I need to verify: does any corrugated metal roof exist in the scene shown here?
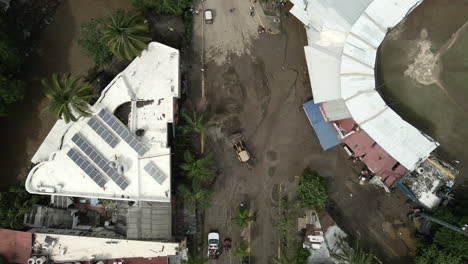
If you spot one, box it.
[303,100,341,151]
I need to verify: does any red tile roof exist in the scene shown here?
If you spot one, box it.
[0,229,32,264]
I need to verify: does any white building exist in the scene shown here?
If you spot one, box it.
[32,233,181,262]
[290,0,439,171]
[26,42,180,203]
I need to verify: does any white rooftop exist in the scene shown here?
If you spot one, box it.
[290,0,438,170]
[27,42,180,202]
[34,233,179,262]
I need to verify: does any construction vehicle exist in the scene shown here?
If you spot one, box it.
[208,232,220,259]
[230,134,251,163]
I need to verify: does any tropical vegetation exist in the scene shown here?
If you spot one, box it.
[231,206,254,228]
[0,185,40,229]
[42,73,96,123]
[131,0,191,15]
[182,110,211,153]
[78,18,113,66]
[177,180,212,211]
[180,150,212,182]
[272,248,310,264]
[231,242,250,258]
[0,9,25,116]
[415,193,468,264]
[101,9,151,60]
[182,255,208,264]
[331,238,380,264]
[297,169,328,207]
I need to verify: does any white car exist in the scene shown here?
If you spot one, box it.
[207,232,220,259]
[204,9,213,24]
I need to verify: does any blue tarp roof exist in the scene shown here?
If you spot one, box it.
[303,100,341,151]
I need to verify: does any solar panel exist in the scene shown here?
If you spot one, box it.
[87,117,120,148]
[67,148,107,188]
[72,133,129,190]
[143,161,167,185]
[97,109,148,156]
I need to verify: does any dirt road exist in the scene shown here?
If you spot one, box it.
[190,1,417,263]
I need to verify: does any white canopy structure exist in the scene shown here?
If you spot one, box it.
[290,0,438,170]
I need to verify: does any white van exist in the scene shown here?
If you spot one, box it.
[204,9,213,24]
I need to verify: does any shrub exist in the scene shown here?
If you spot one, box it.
[78,18,113,66]
[131,0,191,15]
[297,170,328,207]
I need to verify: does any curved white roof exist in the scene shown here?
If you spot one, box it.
[290,0,438,170]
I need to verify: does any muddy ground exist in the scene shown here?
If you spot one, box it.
[190,0,418,263]
[378,0,468,188]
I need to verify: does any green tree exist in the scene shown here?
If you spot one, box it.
[182,255,208,264]
[131,0,191,15]
[177,181,212,211]
[78,18,113,66]
[0,76,24,116]
[0,185,40,229]
[231,242,250,258]
[416,245,463,264]
[274,216,296,233]
[101,10,151,60]
[331,238,380,264]
[182,110,211,153]
[272,248,310,264]
[231,206,254,228]
[180,150,212,183]
[297,170,328,208]
[42,73,96,123]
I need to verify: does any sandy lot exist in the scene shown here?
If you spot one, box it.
[190,1,418,263]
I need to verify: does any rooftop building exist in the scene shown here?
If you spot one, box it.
[0,229,32,264]
[26,42,179,202]
[32,233,181,262]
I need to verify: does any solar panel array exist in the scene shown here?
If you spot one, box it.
[87,117,120,148]
[144,161,167,185]
[67,148,107,188]
[72,133,129,190]
[97,109,148,156]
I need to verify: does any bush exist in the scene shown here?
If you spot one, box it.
[297,170,328,207]
[78,18,113,66]
[131,0,191,15]
[0,185,40,229]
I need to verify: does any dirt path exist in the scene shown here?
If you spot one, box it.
[190,1,417,263]
[0,0,131,189]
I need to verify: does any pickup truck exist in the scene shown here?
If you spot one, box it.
[208,232,220,259]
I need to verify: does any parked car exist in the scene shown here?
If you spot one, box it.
[204,9,213,24]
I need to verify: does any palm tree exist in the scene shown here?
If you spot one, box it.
[42,73,96,123]
[180,150,212,183]
[182,110,211,153]
[231,206,254,227]
[182,255,208,264]
[101,10,151,60]
[177,181,212,211]
[331,238,381,264]
[231,242,250,258]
